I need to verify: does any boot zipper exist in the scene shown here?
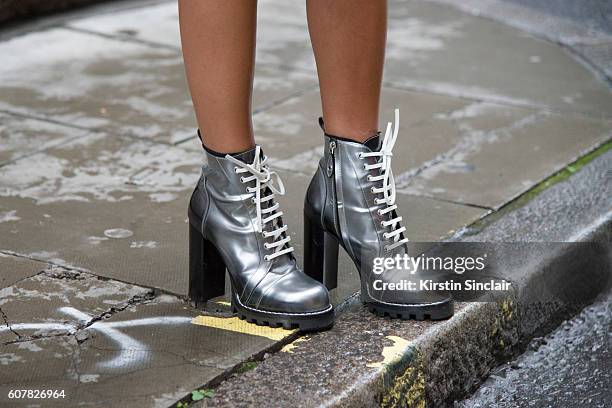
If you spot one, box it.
[326,140,336,177]
[326,139,341,237]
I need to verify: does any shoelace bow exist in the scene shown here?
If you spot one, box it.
[359,109,409,252]
[226,146,294,261]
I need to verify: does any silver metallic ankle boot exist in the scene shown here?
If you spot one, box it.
[189,145,334,330]
[304,110,453,320]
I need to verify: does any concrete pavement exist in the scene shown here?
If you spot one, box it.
[1,0,611,406]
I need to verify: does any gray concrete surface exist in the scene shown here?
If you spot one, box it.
[0,261,297,407]
[456,291,611,408]
[427,0,612,82]
[0,0,611,407]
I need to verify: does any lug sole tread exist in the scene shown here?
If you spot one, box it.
[366,301,453,321]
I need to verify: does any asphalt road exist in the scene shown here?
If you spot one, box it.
[456,291,611,407]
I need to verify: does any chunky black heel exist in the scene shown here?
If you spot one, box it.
[304,209,339,290]
[189,221,226,305]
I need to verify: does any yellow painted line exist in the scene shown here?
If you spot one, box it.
[280,336,311,353]
[191,315,296,341]
[367,336,411,368]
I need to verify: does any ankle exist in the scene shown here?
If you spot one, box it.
[202,143,255,158]
[321,121,378,144]
[197,129,255,157]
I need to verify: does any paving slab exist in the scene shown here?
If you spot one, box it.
[0,26,316,145]
[66,0,183,49]
[67,0,316,72]
[254,0,315,71]
[427,0,612,45]
[384,1,612,117]
[425,0,612,83]
[0,252,47,289]
[0,266,151,344]
[0,112,90,165]
[395,110,612,209]
[0,266,296,407]
[0,131,203,294]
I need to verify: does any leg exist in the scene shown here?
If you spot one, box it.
[307,0,387,142]
[179,0,257,153]
[182,1,334,331]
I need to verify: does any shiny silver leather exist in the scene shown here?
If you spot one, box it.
[305,131,453,314]
[190,147,332,315]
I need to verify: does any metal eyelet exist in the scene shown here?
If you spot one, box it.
[377,209,382,215]
[358,153,363,159]
[383,245,389,252]
[363,164,367,170]
[264,243,270,249]
[234,166,239,173]
[239,177,246,183]
[371,187,376,193]
[263,255,270,261]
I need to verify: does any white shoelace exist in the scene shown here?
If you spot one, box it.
[359,109,409,252]
[226,147,294,262]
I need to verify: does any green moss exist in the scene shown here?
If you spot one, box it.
[522,140,610,196]
[235,361,258,373]
[464,140,611,235]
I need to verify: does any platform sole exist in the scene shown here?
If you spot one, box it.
[365,297,454,320]
[232,292,335,331]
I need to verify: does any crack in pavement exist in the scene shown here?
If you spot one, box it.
[2,290,157,346]
[80,291,158,331]
[0,305,21,339]
[63,26,181,52]
[1,249,185,299]
[0,249,93,275]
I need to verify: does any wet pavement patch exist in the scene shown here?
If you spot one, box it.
[0,131,202,293]
[385,1,612,117]
[0,252,47,290]
[0,265,297,407]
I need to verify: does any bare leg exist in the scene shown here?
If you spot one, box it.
[307,0,387,142]
[179,0,257,153]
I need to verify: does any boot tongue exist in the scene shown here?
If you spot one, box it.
[363,133,381,151]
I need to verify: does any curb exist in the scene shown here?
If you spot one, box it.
[191,150,611,407]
